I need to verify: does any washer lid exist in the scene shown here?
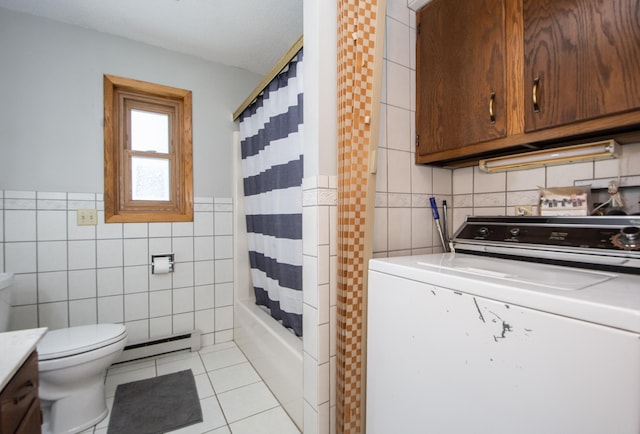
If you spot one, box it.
[369,253,640,334]
[38,324,127,360]
[416,255,614,290]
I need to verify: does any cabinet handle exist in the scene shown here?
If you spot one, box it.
[532,77,540,112]
[489,92,496,123]
[13,380,35,404]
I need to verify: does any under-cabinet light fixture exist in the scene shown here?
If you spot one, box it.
[479,140,620,172]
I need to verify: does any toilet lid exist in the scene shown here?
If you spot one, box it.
[38,324,127,360]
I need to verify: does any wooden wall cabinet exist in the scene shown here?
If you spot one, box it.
[0,351,41,434]
[524,0,640,132]
[416,0,640,166]
[416,0,506,158]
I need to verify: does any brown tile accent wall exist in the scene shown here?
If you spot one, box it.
[336,1,385,433]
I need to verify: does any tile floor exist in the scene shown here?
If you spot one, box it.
[80,341,300,434]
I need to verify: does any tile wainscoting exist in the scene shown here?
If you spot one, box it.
[452,141,640,229]
[0,190,234,347]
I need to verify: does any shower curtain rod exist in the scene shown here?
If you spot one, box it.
[233,34,304,121]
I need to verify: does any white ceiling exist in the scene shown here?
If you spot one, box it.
[0,0,303,76]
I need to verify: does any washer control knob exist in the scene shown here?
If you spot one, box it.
[621,226,639,241]
[476,227,490,238]
[509,227,520,237]
[612,226,640,250]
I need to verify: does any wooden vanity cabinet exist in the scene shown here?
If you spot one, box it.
[0,351,41,434]
[415,0,640,165]
[416,0,507,158]
[524,0,640,132]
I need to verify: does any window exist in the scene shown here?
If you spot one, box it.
[104,75,193,222]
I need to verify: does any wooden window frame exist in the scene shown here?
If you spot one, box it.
[104,74,193,222]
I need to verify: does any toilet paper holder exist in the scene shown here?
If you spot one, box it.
[151,253,175,274]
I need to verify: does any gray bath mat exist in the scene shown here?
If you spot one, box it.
[107,369,202,434]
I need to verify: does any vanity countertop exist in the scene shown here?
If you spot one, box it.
[0,328,47,391]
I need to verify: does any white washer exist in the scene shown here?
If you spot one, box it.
[366,217,640,434]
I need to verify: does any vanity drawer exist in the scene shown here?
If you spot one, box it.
[0,351,40,434]
[13,397,40,434]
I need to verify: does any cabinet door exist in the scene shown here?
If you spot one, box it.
[416,0,506,157]
[524,0,640,132]
[0,352,39,434]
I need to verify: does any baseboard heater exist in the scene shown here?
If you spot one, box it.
[115,330,201,364]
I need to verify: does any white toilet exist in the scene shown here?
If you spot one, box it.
[0,273,128,434]
[38,324,128,434]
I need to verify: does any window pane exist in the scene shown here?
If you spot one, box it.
[131,157,170,201]
[131,109,169,153]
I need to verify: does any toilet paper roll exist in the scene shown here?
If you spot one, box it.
[153,257,172,274]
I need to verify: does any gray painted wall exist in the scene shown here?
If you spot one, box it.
[0,8,260,197]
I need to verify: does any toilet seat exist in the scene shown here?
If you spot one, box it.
[38,324,127,360]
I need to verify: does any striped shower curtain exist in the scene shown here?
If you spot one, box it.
[238,49,304,337]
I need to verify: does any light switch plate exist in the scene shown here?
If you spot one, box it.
[77,209,98,226]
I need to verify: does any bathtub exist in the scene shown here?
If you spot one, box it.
[234,298,303,429]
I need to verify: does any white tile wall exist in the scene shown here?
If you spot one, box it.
[374,1,448,258]
[5,210,36,242]
[97,267,124,297]
[5,242,36,273]
[12,274,37,305]
[69,298,97,326]
[68,240,96,270]
[386,62,411,110]
[1,191,234,347]
[38,271,67,303]
[195,284,215,310]
[124,266,148,294]
[150,290,172,318]
[124,222,148,239]
[302,174,336,434]
[451,142,640,223]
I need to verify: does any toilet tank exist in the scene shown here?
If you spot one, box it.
[0,273,14,332]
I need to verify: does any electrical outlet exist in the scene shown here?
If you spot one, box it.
[515,205,533,216]
[77,209,98,226]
